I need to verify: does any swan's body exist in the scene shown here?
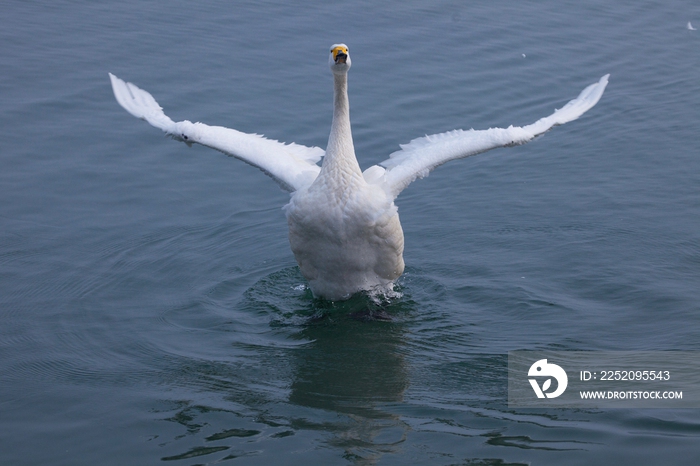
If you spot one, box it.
[110,44,608,300]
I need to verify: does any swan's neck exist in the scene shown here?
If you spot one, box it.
[318,72,363,183]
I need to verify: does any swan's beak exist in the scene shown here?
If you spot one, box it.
[335,52,348,64]
[332,46,349,64]
[329,44,350,71]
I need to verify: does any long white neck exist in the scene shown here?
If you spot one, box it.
[318,72,363,182]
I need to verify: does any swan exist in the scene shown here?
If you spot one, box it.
[110,44,608,301]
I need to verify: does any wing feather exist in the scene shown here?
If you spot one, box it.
[380,74,609,198]
[109,73,323,192]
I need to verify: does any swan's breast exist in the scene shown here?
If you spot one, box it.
[285,183,404,299]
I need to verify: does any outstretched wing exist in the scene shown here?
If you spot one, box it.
[109,73,323,192]
[377,75,609,198]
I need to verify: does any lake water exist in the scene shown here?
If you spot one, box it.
[2,1,699,464]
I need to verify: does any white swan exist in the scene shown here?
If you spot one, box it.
[110,43,609,301]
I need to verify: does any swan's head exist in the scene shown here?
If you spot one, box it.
[329,43,351,74]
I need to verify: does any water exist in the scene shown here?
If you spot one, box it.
[2,1,699,464]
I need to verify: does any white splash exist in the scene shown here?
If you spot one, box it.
[688,22,697,31]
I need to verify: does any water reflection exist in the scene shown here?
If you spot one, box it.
[157,268,414,463]
[289,305,408,409]
[287,295,411,463]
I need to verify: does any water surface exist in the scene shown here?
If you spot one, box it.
[2,1,699,464]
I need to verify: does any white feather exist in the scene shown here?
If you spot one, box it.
[379,75,609,197]
[109,73,323,192]
[109,50,609,300]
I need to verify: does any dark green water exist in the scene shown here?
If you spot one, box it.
[2,1,699,464]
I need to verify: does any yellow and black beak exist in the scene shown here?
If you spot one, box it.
[332,46,348,64]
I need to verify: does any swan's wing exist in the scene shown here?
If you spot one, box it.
[378,75,609,198]
[109,73,323,192]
